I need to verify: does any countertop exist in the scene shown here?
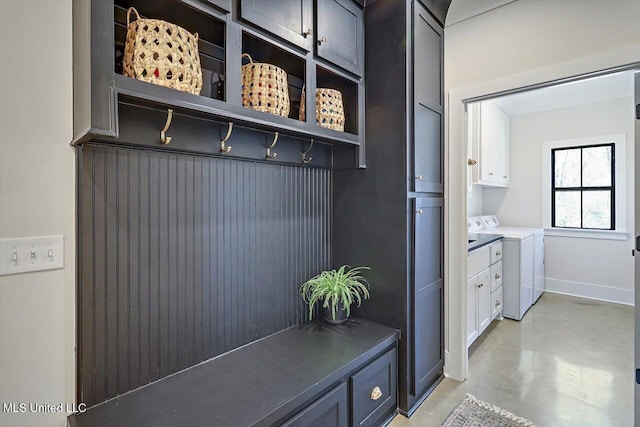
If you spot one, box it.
[468,233,503,252]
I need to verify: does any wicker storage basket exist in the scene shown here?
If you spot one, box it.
[241,54,290,117]
[300,88,345,132]
[123,7,203,95]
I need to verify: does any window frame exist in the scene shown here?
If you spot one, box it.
[541,133,627,241]
[550,142,615,230]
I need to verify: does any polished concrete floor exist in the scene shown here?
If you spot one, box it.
[390,293,634,427]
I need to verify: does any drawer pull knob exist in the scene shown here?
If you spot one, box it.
[415,175,423,181]
[495,300,501,307]
[416,209,423,214]
[318,36,327,45]
[496,251,501,256]
[495,273,500,279]
[303,28,313,37]
[371,386,382,401]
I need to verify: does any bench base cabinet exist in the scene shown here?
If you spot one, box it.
[285,347,398,427]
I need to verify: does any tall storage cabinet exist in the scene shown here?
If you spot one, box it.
[333,0,449,415]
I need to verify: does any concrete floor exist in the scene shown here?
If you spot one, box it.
[390,293,634,427]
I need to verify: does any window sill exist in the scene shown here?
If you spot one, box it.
[544,228,628,241]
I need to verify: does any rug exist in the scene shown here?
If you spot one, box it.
[441,394,537,427]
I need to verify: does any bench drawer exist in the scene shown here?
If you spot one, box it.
[283,382,348,427]
[350,348,397,427]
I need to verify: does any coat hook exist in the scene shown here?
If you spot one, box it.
[220,122,233,153]
[302,139,314,164]
[266,132,279,159]
[160,109,174,145]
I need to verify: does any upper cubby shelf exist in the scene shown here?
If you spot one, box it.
[73,0,365,167]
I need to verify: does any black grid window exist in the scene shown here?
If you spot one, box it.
[551,143,615,230]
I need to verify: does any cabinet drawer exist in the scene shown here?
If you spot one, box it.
[350,348,397,427]
[490,260,503,293]
[491,286,503,320]
[490,241,503,264]
[468,246,490,277]
[282,382,348,427]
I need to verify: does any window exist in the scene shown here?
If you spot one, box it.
[542,134,626,240]
[551,143,615,230]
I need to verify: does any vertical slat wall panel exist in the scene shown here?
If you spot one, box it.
[78,144,332,407]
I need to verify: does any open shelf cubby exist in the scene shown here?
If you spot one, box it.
[241,32,305,122]
[316,66,359,135]
[114,0,226,101]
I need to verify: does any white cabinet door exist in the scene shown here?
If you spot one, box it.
[477,268,492,335]
[479,103,498,182]
[473,101,510,187]
[466,275,479,347]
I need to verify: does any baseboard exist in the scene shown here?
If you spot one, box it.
[545,278,634,306]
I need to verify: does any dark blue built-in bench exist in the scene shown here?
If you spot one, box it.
[69,318,400,427]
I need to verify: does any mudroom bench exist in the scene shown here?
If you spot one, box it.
[68,319,400,427]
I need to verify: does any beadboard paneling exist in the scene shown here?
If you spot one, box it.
[78,144,331,407]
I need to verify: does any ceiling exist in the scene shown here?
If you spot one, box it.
[490,71,635,116]
[445,0,516,27]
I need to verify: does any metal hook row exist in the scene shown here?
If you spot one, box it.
[158,109,314,163]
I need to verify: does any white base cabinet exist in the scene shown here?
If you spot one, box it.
[467,241,503,348]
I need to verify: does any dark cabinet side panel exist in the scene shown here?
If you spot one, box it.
[240,0,313,51]
[412,197,444,396]
[317,0,364,76]
[78,144,332,407]
[282,383,348,427]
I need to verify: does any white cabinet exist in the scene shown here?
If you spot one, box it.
[468,101,510,187]
[467,242,503,348]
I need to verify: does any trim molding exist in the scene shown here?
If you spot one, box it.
[545,278,634,306]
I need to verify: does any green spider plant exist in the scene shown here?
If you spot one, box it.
[300,266,371,321]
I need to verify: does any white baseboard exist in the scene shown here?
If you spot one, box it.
[545,278,634,306]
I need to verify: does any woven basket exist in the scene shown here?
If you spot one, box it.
[123,7,203,95]
[241,54,289,117]
[300,88,345,132]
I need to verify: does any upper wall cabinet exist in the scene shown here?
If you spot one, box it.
[469,101,510,187]
[73,0,366,167]
[316,0,364,77]
[239,0,314,51]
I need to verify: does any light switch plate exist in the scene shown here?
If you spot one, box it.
[0,236,64,276]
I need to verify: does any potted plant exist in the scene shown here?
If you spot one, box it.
[300,265,371,325]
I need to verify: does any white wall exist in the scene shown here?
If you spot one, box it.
[444,0,640,380]
[467,185,483,217]
[0,1,75,426]
[446,0,640,91]
[484,98,635,304]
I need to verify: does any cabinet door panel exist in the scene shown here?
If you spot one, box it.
[478,268,491,334]
[413,198,444,395]
[282,382,348,427]
[414,4,443,109]
[316,0,363,76]
[414,105,443,193]
[240,0,313,51]
[467,276,478,347]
